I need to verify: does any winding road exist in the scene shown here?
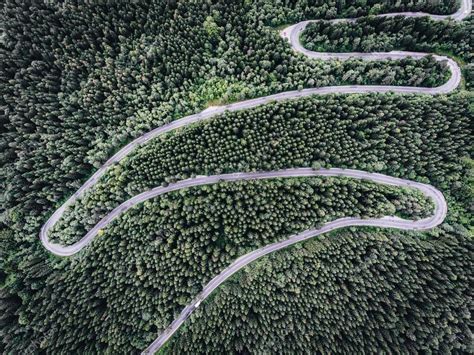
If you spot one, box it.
[38,1,471,353]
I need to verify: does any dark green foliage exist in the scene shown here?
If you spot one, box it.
[168,227,473,354]
[256,0,459,26]
[0,0,452,218]
[120,94,471,193]
[49,94,471,245]
[12,178,435,354]
[301,15,474,86]
[302,16,473,61]
[299,6,474,88]
[0,0,471,353]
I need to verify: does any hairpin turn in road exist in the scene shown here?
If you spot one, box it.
[38,1,471,353]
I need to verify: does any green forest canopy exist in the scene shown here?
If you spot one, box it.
[0,0,472,354]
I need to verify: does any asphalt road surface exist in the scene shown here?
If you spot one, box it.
[140,168,447,353]
[38,1,470,353]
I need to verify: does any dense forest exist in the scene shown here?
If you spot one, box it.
[49,94,471,245]
[1,0,472,354]
[302,16,473,60]
[301,15,474,86]
[167,227,473,354]
[5,178,436,354]
[257,0,460,26]
[0,0,453,222]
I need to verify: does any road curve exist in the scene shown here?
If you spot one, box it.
[140,168,447,354]
[40,1,470,257]
[38,1,470,353]
[280,0,471,94]
[41,168,447,256]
